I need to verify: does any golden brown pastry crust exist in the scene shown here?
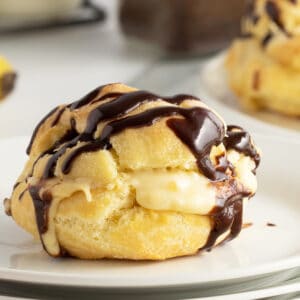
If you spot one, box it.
[6,83,259,260]
[226,0,300,116]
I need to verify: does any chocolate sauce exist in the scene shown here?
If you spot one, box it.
[26,106,59,155]
[267,222,276,227]
[29,186,52,235]
[42,123,79,179]
[265,1,285,32]
[69,85,104,110]
[51,107,65,127]
[224,126,260,167]
[63,105,226,181]
[202,192,249,251]
[13,182,21,190]
[18,188,28,201]
[262,31,274,47]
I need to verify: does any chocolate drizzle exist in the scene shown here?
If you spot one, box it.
[265,1,285,32]
[69,85,104,110]
[22,85,260,257]
[262,31,274,47]
[26,106,59,155]
[203,194,247,251]
[29,186,52,235]
[224,126,260,167]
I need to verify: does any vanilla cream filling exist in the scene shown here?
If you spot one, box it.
[130,170,216,215]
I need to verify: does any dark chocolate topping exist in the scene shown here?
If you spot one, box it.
[63,106,226,181]
[224,126,260,167]
[26,106,59,155]
[51,107,65,127]
[202,195,247,251]
[18,188,28,201]
[265,1,285,31]
[262,31,274,47]
[69,85,104,110]
[29,186,52,235]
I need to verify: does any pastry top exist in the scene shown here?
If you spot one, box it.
[242,0,300,69]
[8,83,260,257]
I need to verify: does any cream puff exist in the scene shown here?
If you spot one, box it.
[5,83,260,260]
[226,0,300,116]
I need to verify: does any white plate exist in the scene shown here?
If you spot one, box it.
[199,52,300,133]
[0,135,299,289]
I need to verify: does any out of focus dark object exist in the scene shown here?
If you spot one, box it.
[120,0,245,54]
[0,0,106,35]
[0,56,17,101]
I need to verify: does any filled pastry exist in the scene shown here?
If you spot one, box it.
[4,83,260,260]
[226,0,300,116]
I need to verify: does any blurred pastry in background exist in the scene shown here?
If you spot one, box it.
[5,83,260,260]
[226,0,300,117]
[120,0,245,54]
[0,56,16,101]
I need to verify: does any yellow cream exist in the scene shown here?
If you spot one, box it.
[130,170,216,214]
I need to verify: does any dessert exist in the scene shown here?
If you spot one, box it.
[120,0,245,53]
[0,56,16,100]
[5,83,260,260]
[226,0,300,116]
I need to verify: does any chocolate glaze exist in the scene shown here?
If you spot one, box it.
[29,186,52,235]
[13,182,21,190]
[42,121,79,179]
[90,92,125,105]
[262,31,274,47]
[252,70,261,91]
[26,106,59,155]
[51,107,65,127]
[224,125,260,167]
[203,192,250,251]
[69,85,104,110]
[265,1,285,32]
